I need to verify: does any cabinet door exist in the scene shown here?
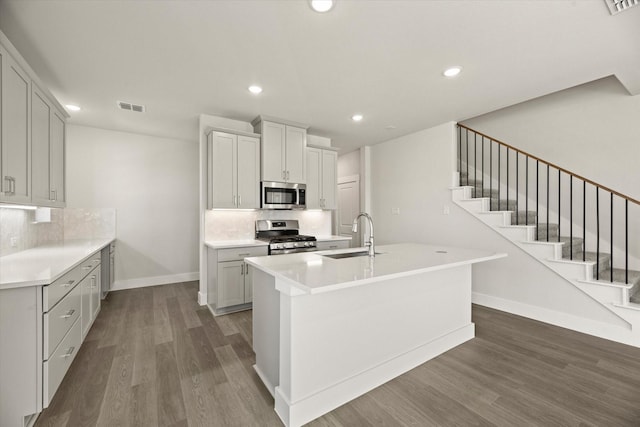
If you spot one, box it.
[285,125,306,183]
[261,121,286,182]
[244,263,252,303]
[208,131,237,208]
[305,147,321,209]
[31,85,52,205]
[217,261,245,308]
[50,110,65,206]
[321,150,337,209]
[90,267,101,321]
[81,275,91,338]
[1,49,31,204]
[237,135,260,209]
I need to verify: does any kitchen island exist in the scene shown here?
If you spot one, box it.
[245,243,506,427]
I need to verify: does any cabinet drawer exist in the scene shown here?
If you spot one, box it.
[43,316,81,407]
[44,280,82,359]
[218,246,267,262]
[44,254,101,311]
[316,240,350,251]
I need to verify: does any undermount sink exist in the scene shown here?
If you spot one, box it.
[322,251,381,259]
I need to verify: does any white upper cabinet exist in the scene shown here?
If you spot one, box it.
[207,130,260,209]
[253,117,308,184]
[306,146,337,210]
[0,33,67,207]
[0,46,31,204]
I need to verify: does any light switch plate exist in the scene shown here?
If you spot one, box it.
[391,207,400,215]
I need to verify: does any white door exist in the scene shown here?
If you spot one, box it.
[337,176,360,247]
[237,135,260,209]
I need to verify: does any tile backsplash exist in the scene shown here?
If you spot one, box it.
[205,210,332,241]
[0,207,116,257]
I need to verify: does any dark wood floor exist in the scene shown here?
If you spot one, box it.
[36,281,640,427]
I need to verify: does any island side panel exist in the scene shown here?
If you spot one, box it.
[276,264,474,427]
[251,268,280,397]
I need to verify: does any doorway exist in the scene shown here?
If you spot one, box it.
[336,175,360,247]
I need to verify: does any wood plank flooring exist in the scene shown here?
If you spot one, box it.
[36,281,640,427]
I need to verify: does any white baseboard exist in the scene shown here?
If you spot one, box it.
[472,292,639,348]
[198,291,207,306]
[111,272,199,291]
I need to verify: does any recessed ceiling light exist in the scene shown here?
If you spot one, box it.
[352,114,363,122]
[310,0,334,13]
[443,66,462,77]
[65,104,81,111]
[248,85,263,94]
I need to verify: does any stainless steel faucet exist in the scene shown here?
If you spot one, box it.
[352,212,375,257]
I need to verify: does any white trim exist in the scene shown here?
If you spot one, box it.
[111,272,199,291]
[198,291,207,306]
[338,174,359,185]
[472,292,639,348]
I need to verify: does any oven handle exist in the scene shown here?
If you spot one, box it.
[270,247,318,255]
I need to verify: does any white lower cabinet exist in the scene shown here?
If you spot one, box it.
[42,251,101,408]
[208,245,267,314]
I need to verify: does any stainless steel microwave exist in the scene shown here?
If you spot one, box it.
[261,182,306,209]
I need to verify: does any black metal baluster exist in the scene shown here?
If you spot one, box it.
[506,148,510,212]
[466,129,469,186]
[458,126,461,180]
[497,145,501,211]
[583,181,586,262]
[516,153,519,225]
[526,156,529,225]
[625,199,628,284]
[474,134,477,198]
[546,164,550,242]
[558,169,561,243]
[570,176,573,261]
[596,187,600,280]
[536,160,539,239]
[610,193,613,283]
[490,141,493,207]
[481,136,485,198]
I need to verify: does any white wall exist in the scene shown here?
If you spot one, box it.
[462,76,640,201]
[66,124,199,289]
[337,150,360,179]
[369,122,628,338]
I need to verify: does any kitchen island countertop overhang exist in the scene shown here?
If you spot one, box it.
[247,243,507,427]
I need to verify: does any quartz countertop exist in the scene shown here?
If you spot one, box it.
[0,238,114,290]
[204,239,269,249]
[245,243,506,295]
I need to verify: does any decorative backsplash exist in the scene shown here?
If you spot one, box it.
[205,210,332,241]
[0,207,116,257]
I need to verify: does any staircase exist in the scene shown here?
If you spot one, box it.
[452,124,640,346]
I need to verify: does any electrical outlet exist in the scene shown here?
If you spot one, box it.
[391,207,400,215]
[443,205,450,215]
[10,236,18,248]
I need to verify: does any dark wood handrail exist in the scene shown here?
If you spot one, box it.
[457,124,640,206]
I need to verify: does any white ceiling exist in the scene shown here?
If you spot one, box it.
[1,0,639,153]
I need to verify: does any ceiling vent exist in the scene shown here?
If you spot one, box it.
[604,0,639,14]
[117,101,146,113]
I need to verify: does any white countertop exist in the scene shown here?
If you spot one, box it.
[0,238,114,290]
[204,239,269,249]
[245,243,506,294]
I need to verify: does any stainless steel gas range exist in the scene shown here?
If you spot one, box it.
[255,220,317,255]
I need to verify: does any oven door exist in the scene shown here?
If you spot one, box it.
[262,182,306,209]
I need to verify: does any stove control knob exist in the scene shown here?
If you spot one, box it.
[304,242,310,247]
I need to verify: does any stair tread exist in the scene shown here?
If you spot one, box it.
[563,251,609,263]
[591,268,640,286]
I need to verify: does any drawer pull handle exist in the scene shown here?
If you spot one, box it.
[61,280,75,288]
[82,265,93,270]
[61,309,76,319]
[91,276,97,288]
[238,253,250,257]
[61,347,75,358]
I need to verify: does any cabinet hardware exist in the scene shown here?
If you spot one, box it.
[61,346,75,358]
[4,176,15,195]
[238,253,250,257]
[61,309,75,319]
[11,177,16,195]
[245,264,249,274]
[240,266,244,276]
[286,170,290,180]
[91,276,97,288]
[238,195,242,206]
[82,265,93,270]
[61,280,75,288]
[233,195,237,206]
[52,189,57,202]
